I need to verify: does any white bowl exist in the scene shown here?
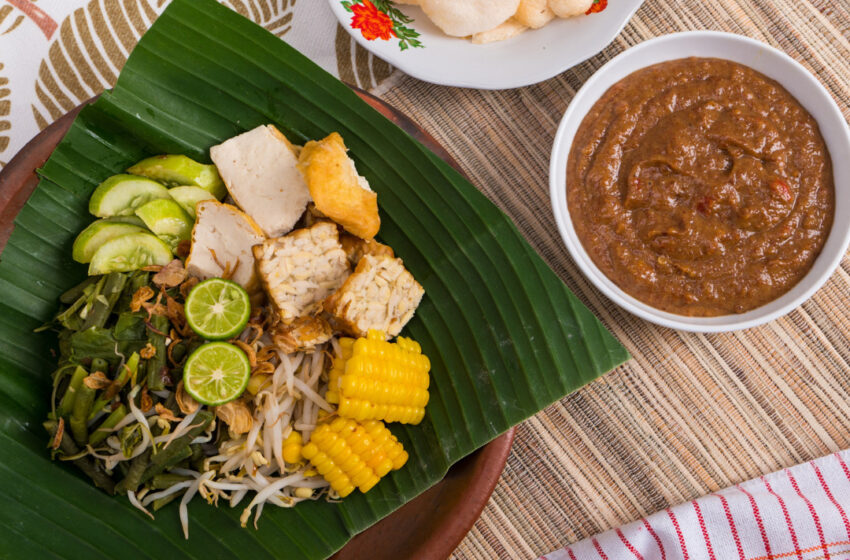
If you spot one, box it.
[327,0,644,90]
[549,31,850,332]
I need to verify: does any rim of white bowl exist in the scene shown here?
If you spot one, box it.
[549,31,850,332]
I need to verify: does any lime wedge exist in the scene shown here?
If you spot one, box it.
[134,198,194,249]
[185,278,251,340]
[168,186,216,218]
[89,174,171,217]
[72,220,147,263]
[183,342,251,406]
[127,155,226,199]
[88,232,173,275]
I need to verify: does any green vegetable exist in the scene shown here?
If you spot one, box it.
[153,492,182,511]
[89,174,171,217]
[145,315,169,391]
[91,358,109,374]
[72,220,148,263]
[167,185,216,218]
[139,411,213,486]
[44,421,116,495]
[57,365,88,418]
[56,275,104,331]
[89,404,127,447]
[114,448,152,495]
[80,272,127,330]
[127,155,226,199]
[115,271,150,312]
[90,353,139,420]
[113,312,147,342]
[151,473,192,490]
[59,277,99,305]
[70,328,145,365]
[69,382,96,445]
[107,215,146,227]
[134,198,193,249]
[88,232,173,275]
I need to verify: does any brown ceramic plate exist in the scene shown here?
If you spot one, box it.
[0,90,515,560]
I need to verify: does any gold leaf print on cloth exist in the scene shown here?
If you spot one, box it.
[225,0,296,37]
[3,0,57,38]
[335,23,394,91]
[0,63,10,167]
[0,5,25,35]
[30,0,166,130]
[30,0,297,131]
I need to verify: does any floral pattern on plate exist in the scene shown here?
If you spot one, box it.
[342,0,423,50]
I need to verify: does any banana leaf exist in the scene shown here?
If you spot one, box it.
[0,0,629,557]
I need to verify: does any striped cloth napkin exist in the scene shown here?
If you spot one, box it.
[543,450,850,560]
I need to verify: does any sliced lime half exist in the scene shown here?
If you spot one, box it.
[183,342,251,406]
[185,278,251,340]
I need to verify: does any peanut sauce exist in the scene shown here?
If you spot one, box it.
[567,58,834,316]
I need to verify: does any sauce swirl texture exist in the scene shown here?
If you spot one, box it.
[567,58,835,316]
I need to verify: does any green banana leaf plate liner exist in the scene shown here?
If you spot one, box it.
[0,0,629,557]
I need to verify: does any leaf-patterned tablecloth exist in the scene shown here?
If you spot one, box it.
[0,0,397,167]
[5,1,850,559]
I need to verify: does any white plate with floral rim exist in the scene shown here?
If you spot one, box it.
[328,0,645,90]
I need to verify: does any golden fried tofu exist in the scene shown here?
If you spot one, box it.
[253,221,350,323]
[324,254,424,339]
[271,316,334,354]
[297,133,380,240]
[339,233,395,267]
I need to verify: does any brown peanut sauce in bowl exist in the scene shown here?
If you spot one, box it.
[567,57,835,316]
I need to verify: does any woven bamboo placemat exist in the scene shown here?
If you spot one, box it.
[379,1,850,557]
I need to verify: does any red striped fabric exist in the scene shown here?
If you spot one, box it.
[616,528,645,560]
[642,518,666,560]
[541,450,850,560]
[667,508,689,560]
[813,463,850,540]
[737,484,773,559]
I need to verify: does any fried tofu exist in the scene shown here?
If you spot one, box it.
[339,233,395,267]
[185,200,265,291]
[297,133,380,240]
[253,221,350,323]
[210,125,311,238]
[324,254,424,339]
[271,316,334,354]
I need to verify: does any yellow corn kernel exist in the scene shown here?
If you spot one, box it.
[301,418,407,497]
[329,330,430,425]
[282,431,303,464]
[247,374,271,395]
[294,487,313,499]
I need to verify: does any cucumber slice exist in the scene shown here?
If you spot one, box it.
[72,220,148,263]
[127,155,226,200]
[107,215,146,227]
[89,174,171,217]
[134,198,194,249]
[168,186,216,218]
[88,232,172,275]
